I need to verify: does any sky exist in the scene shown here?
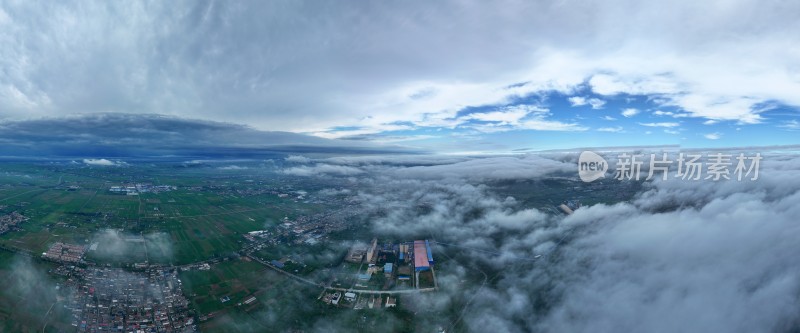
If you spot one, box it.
[1,0,799,154]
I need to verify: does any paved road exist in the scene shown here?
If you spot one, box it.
[247,253,324,286]
[246,253,435,294]
[326,286,436,294]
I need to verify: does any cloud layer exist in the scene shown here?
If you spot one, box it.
[1,1,798,141]
[278,151,800,332]
[0,113,407,158]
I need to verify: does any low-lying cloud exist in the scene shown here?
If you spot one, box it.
[0,113,410,158]
[282,150,800,333]
[282,163,365,177]
[83,158,123,166]
[90,229,173,263]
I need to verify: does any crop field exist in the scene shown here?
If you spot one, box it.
[0,163,327,265]
[178,257,332,332]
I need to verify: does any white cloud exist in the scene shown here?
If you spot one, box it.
[282,164,364,176]
[602,116,617,121]
[465,105,587,133]
[83,158,121,166]
[312,123,415,140]
[778,120,800,130]
[621,108,640,117]
[516,119,588,132]
[639,122,680,128]
[596,126,623,133]
[568,96,606,109]
[568,96,587,106]
[588,99,607,109]
[0,1,796,139]
[590,73,682,97]
[653,110,689,118]
[91,229,172,261]
[0,7,10,25]
[390,154,573,182]
[321,155,469,166]
[345,152,800,333]
[218,165,247,170]
[465,106,539,124]
[543,192,800,333]
[285,155,312,163]
[704,132,723,140]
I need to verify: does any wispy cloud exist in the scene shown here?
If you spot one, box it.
[458,104,588,132]
[639,122,680,128]
[597,126,623,133]
[778,120,800,130]
[464,105,540,124]
[653,110,690,118]
[218,165,248,170]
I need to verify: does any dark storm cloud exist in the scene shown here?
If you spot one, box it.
[0,113,412,158]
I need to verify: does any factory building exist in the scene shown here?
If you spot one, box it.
[399,243,409,263]
[425,240,434,265]
[384,263,393,277]
[366,238,378,263]
[385,297,397,308]
[558,203,574,215]
[413,240,432,271]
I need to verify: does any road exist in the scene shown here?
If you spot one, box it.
[41,301,57,333]
[0,188,47,202]
[246,253,435,295]
[246,253,324,287]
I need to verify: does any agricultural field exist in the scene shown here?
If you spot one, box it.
[179,257,325,332]
[0,162,330,265]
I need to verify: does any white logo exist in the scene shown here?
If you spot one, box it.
[578,151,608,182]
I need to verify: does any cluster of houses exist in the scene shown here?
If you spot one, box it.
[0,211,28,235]
[67,267,195,332]
[109,184,177,195]
[42,242,87,264]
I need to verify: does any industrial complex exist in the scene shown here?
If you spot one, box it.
[320,238,438,309]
